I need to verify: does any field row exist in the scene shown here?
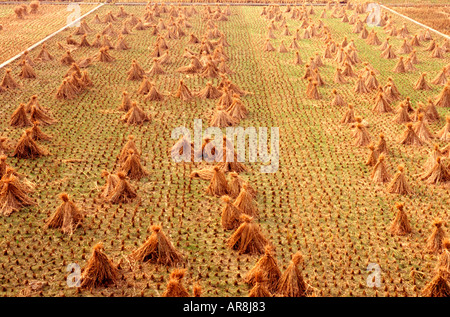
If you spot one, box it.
[0,3,96,63]
[0,2,448,297]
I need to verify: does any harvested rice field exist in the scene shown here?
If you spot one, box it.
[394,5,450,36]
[0,1,449,300]
[0,2,96,63]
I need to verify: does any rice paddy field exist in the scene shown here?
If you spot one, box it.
[0,1,449,298]
[394,5,450,36]
[0,3,96,62]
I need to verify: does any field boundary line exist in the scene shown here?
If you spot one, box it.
[380,4,450,40]
[0,2,105,69]
[0,1,104,5]
[110,2,327,5]
[0,1,334,6]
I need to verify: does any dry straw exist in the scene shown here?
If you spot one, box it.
[413,113,434,143]
[399,123,424,146]
[162,269,190,297]
[228,172,257,199]
[220,195,242,231]
[420,157,450,184]
[121,101,151,125]
[100,170,119,199]
[130,225,184,266]
[80,242,119,289]
[276,252,309,297]
[387,164,413,195]
[248,271,273,297]
[205,166,229,197]
[233,183,258,218]
[426,219,447,254]
[46,193,83,234]
[353,123,371,147]
[245,245,281,293]
[0,174,36,216]
[371,153,391,183]
[227,214,267,255]
[10,103,32,128]
[13,129,49,159]
[422,268,450,297]
[436,116,450,141]
[389,202,412,235]
[120,149,147,180]
[106,172,137,204]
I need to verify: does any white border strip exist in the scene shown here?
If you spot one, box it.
[0,1,330,6]
[0,3,105,70]
[110,2,326,5]
[380,4,450,40]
